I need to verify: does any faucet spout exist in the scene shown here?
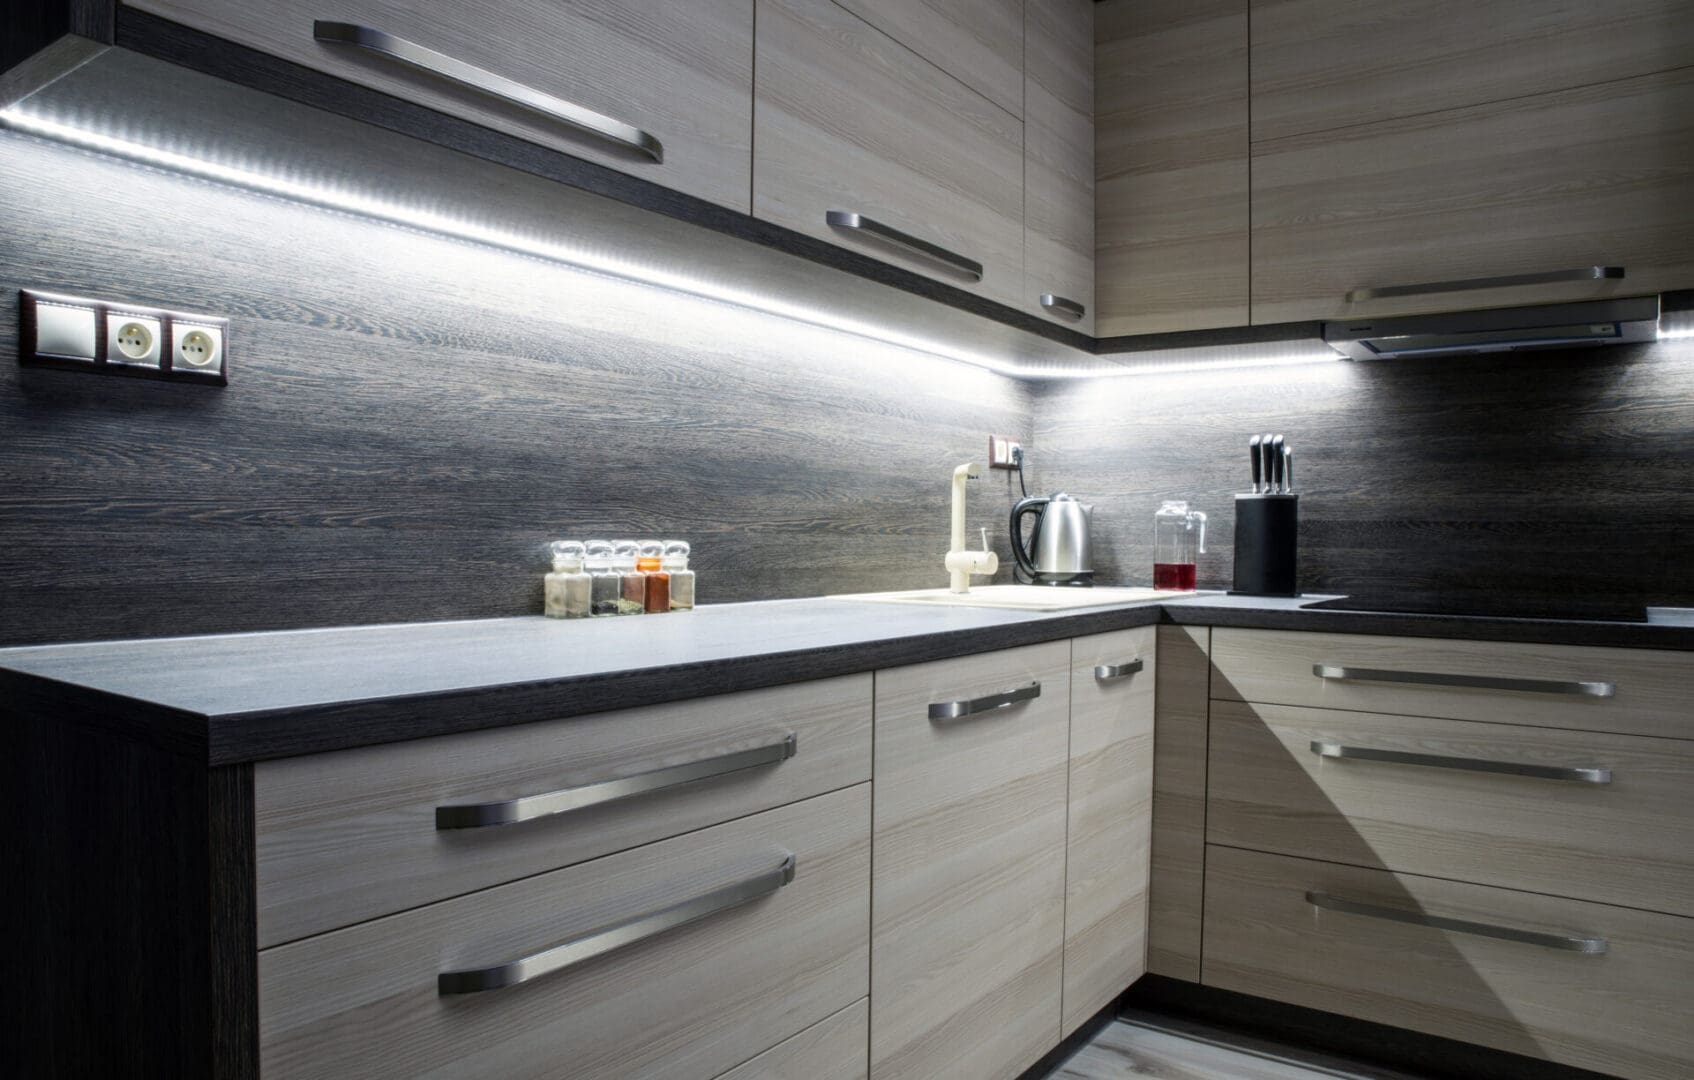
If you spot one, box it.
[945,461,998,593]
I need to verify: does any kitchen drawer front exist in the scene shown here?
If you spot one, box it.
[754,0,1025,308]
[1251,0,1694,144]
[871,639,1070,1080]
[1210,628,1694,739]
[1251,67,1694,323]
[1209,701,1694,916]
[1063,626,1155,1035]
[256,673,871,946]
[832,0,1023,117]
[715,998,867,1080]
[1023,0,1094,334]
[1203,846,1694,1080]
[259,784,870,1080]
[127,0,754,212]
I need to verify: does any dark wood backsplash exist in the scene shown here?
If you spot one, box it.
[0,132,1032,646]
[1032,340,1694,613]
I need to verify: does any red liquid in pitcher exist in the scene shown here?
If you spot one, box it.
[1153,562,1197,590]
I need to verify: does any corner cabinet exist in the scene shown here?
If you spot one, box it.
[753,0,1026,308]
[125,0,756,212]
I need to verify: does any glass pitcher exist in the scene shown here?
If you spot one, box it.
[1153,501,1206,591]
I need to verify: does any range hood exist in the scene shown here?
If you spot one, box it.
[1324,296,1662,360]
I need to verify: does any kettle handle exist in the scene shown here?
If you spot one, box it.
[1009,496,1049,583]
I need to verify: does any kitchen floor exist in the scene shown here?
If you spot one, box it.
[1048,1014,1424,1080]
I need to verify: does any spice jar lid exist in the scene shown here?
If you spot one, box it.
[550,540,586,571]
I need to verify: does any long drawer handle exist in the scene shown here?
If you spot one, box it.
[1094,659,1145,681]
[313,21,664,162]
[929,681,1041,721]
[1041,294,1086,319]
[1313,664,1615,698]
[435,735,797,830]
[439,854,796,995]
[1345,266,1624,303]
[1306,890,1607,955]
[825,211,984,281]
[1310,741,1611,784]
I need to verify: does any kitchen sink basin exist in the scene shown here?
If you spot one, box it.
[829,584,1194,612]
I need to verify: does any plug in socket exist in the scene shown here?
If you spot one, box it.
[106,312,163,368]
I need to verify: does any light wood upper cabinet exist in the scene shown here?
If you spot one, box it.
[1252,66,1694,322]
[870,641,1070,1080]
[1251,0,1694,143]
[754,0,1025,307]
[1095,0,1249,336]
[1063,627,1155,1036]
[832,0,1025,118]
[128,0,755,212]
[1024,0,1095,333]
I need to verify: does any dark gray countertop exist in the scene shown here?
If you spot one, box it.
[4,593,1690,765]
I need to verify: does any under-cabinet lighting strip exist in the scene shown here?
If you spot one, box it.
[1,105,1344,380]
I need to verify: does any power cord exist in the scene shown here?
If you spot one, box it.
[1012,445,1027,497]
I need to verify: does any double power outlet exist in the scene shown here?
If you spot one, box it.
[21,289,228,385]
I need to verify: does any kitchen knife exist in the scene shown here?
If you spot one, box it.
[1261,435,1275,495]
[1271,435,1286,493]
[1283,446,1294,494]
[1249,434,1262,493]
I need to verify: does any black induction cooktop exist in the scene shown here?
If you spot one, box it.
[1303,596,1650,624]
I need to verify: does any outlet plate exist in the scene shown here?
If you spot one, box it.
[19,290,228,385]
[988,434,1022,470]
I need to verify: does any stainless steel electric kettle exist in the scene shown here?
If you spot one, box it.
[1009,492,1094,586]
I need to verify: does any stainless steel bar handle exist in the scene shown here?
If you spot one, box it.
[1313,664,1615,698]
[929,681,1041,721]
[1310,741,1611,784]
[313,21,664,162]
[1094,659,1145,681]
[825,211,984,281]
[1345,266,1623,303]
[1306,890,1607,954]
[439,854,796,995]
[436,735,797,830]
[1041,294,1086,319]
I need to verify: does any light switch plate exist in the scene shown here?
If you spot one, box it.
[19,290,228,385]
[30,297,98,360]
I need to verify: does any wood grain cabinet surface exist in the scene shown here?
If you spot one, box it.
[1094,0,1249,337]
[1203,846,1694,1080]
[259,784,870,1080]
[754,0,1026,308]
[1147,624,1209,981]
[713,998,868,1080]
[1062,627,1155,1035]
[255,674,871,946]
[125,0,756,211]
[870,640,1070,1080]
[1251,66,1694,322]
[1250,0,1694,143]
[1023,0,1095,333]
[831,0,1024,117]
[1209,700,1694,917]
[1210,628,1694,739]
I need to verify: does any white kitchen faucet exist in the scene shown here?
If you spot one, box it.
[945,461,999,593]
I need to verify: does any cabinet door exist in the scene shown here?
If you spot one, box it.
[1148,624,1209,981]
[1252,0,1694,143]
[128,0,754,211]
[755,0,1025,308]
[1252,67,1694,323]
[870,641,1070,1080]
[1023,0,1094,333]
[832,0,1024,117]
[1095,0,1248,336]
[1063,627,1155,1036]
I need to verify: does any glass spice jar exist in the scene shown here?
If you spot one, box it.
[585,540,621,617]
[544,540,591,618]
[612,540,646,615]
[662,540,695,611]
[638,540,669,613]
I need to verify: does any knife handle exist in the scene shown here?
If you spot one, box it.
[1283,447,1295,494]
[1271,435,1286,493]
[1250,435,1262,494]
[1261,435,1275,495]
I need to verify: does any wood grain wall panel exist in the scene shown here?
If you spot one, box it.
[0,131,1033,646]
[1094,0,1248,336]
[1031,340,1694,613]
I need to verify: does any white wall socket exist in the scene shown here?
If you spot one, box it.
[988,434,1022,470]
[171,322,224,374]
[106,312,163,368]
[20,290,229,385]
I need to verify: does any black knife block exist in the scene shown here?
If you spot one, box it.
[1231,494,1299,597]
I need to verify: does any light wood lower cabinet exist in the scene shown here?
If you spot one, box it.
[1062,626,1155,1034]
[1147,624,1209,981]
[1208,701,1694,917]
[1204,846,1694,1080]
[870,640,1071,1080]
[715,998,868,1080]
[128,0,755,212]
[754,0,1025,308]
[259,784,870,1080]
